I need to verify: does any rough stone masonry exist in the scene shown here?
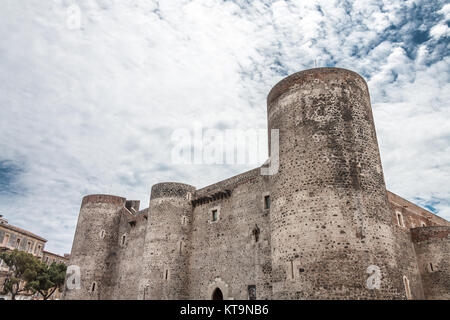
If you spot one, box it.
[63,68,450,300]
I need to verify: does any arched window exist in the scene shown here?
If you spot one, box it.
[396,211,404,227]
[403,276,412,299]
[212,288,223,300]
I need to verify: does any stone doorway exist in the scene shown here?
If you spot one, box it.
[211,288,223,300]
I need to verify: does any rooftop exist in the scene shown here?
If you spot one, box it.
[0,221,47,242]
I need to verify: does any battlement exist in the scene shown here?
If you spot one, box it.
[150,182,196,200]
[120,206,148,226]
[195,167,260,197]
[387,191,450,228]
[411,226,450,243]
[267,67,369,107]
[125,200,140,212]
[81,194,126,208]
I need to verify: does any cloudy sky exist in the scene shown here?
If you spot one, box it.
[0,0,449,255]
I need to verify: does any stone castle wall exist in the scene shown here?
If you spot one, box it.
[63,68,450,300]
[188,170,273,300]
[411,226,450,299]
[64,195,125,300]
[109,208,147,299]
[141,183,196,299]
[267,68,405,299]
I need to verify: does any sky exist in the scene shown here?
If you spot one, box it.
[0,0,449,255]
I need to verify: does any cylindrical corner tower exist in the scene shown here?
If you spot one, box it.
[411,226,450,300]
[64,194,125,300]
[141,182,195,299]
[267,68,405,299]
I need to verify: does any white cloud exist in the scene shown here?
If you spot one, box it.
[0,0,449,254]
[430,24,450,39]
[429,2,450,39]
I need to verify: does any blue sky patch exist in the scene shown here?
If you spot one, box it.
[0,160,24,196]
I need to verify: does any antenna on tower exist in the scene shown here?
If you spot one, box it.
[314,59,317,68]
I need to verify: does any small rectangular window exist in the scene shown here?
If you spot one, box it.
[16,238,21,248]
[264,195,270,210]
[212,210,218,222]
[3,234,10,246]
[248,285,256,300]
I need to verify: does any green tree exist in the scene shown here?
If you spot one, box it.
[30,262,67,300]
[0,250,40,300]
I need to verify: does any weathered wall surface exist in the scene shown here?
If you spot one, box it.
[391,226,425,299]
[188,169,273,300]
[63,195,125,300]
[388,191,450,229]
[109,209,147,300]
[387,192,449,300]
[411,226,450,300]
[267,68,406,299]
[387,192,450,300]
[141,183,196,299]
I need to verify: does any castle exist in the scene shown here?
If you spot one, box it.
[63,68,450,300]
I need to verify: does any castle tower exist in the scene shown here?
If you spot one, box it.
[411,226,450,300]
[64,194,125,300]
[141,183,195,299]
[267,68,406,299]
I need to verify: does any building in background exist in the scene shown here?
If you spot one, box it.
[0,215,69,300]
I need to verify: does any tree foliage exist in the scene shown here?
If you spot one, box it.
[0,250,67,300]
[30,262,67,300]
[0,250,40,300]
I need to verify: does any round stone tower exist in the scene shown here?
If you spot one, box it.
[411,226,450,300]
[64,194,125,300]
[267,68,406,299]
[141,182,195,299]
